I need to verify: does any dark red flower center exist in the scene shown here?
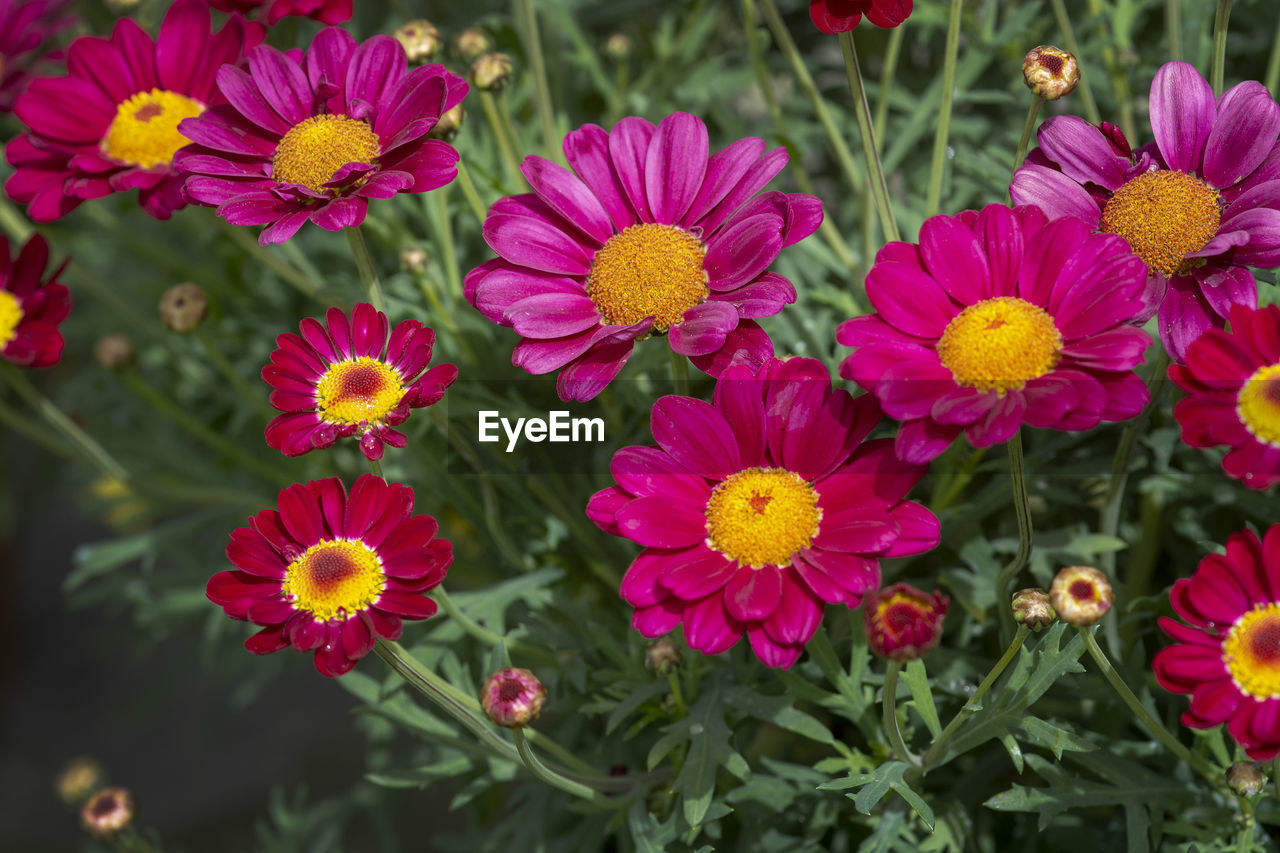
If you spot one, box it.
[1223,603,1280,699]
[1069,579,1096,601]
[315,357,405,427]
[281,538,385,622]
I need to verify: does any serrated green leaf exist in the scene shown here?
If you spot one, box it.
[999,734,1024,774]
[902,659,942,738]
[1016,716,1096,758]
[725,686,835,744]
[366,756,473,788]
[667,673,748,827]
[835,761,935,830]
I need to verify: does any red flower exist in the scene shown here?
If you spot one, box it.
[865,582,948,661]
[0,233,70,368]
[208,0,352,25]
[810,0,912,34]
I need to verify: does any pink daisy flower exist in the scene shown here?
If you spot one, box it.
[0,0,74,114]
[809,0,912,34]
[207,474,452,677]
[175,28,467,245]
[5,0,261,222]
[262,303,456,461]
[464,112,822,402]
[837,204,1153,465]
[0,233,71,369]
[1154,526,1280,761]
[1170,303,1280,490]
[1011,61,1280,361]
[207,0,352,25]
[586,357,939,668]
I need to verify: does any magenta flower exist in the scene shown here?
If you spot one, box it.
[262,303,456,461]
[1011,61,1280,361]
[809,0,912,34]
[865,582,948,662]
[586,357,939,668]
[175,28,467,245]
[0,0,74,114]
[1170,303,1280,490]
[5,0,261,222]
[0,233,70,369]
[464,112,821,402]
[838,204,1152,464]
[207,0,352,25]
[208,474,452,677]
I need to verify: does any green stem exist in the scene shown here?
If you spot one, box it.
[881,661,921,767]
[929,445,987,514]
[1086,0,1136,143]
[925,0,963,218]
[667,672,687,717]
[0,392,79,459]
[670,349,690,397]
[1011,96,1044,182]
[478,90,525,179]
[2,367,130,482]
[873,26,905,146]
[512,728,602,802]
[1212,0,1234,96]
[454,158,490,227]
[514,0,564,166]
[345,226,386,313]
[1167,0,1182,62]
[839,32,898,242]
[196,329,272,418]
[1080,628,1219,782]
[367,457,384,479]
[0,194,33,243]
[219,217,319,298]
[1266,12,1280,98]
[1047,0,1101,125]
[996,432,1033,644]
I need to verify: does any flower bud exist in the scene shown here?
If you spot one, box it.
[94,334,134,370]
[400,246,429,274]
[1022,45,1080,101]
[56,756,104,805]
[81,787,135,837]
[471,52,513,91]
[1012,588,1056,630]
[1049,565,1113,626]
[453,27,492,62]
[865,582,949,662]
[428,104,464,140]
[158,283,208,332]
[604,33,632,61]
[1227,762,1267,797]
[481,667,546,728]
[394,19,441,64]
[645,638,682,674]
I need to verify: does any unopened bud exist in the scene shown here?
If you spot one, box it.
[159,283,208,332]
[94,334,134,370]
[81,787,135,837]
[604,33,632,61]
[453,27,492,62]
[394,19,441,64]
[400,246,429,273]
[471,52,513,91]
[1049,565,1113,627]
[481,667,546,728]
[645,638,682,674]
[428,103,464,140]
[1227,762,1267,797]
[1022,45,1080,101]
[1012,588,1056,630]
[865,582,949,662]
[56,756,104,805]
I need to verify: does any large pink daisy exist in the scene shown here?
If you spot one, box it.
[586,357,939,668]
[0,233,71,369]
[5,0,261,222]
[1011,61,1280,361]
[175,28,467,245]
[464,112,822,402]
[837,204,1152,464]
[0,0,74,114]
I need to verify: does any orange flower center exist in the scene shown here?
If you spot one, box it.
[1237,363,1280,447]
[281,538,385,621]
[875,593,932,635]
[1100,170,1221,277]
[704,467,821,568]
[101,88,205,169]
[273,114,381,193]
[1223,603,1280,700]
[314,357,405,426]
[937,296,1063,394]
[586,223,709,330]
[0,290,23,348]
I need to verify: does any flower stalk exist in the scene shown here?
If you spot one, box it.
[881,661,921,767]
[514,0,565,166]
[996,432,1034,644]
[1047,0,1101,125]
[346,225,386,314]
[1212,0,1234,96]
[2,367,129,483]
[839,31,898,242]
[925,0,963,218]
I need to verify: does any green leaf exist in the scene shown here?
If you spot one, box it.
[902,659,942,738]
[1015,716,1096,759]
[725,686,835,745]
[663,673,749,827]
[826,761,935,831]
[366,756,473,789]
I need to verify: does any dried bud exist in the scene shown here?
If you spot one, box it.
[453,27,492,62]
[1012,588,1056,630]
[1049,565,1113,626]
[56,756,104,805]
[604,33,632,61]
[94,334,134,370]
[481,667,546,728]
[81,787,135,837]
[394,19,441,64]
[865,582,949,662]
[1022,45,1080,101]
[645,638,682,674]
[471,52,513,91]
[1227,762,1267,797]
[400,245,429,273]
[428,103,464,140]
[158,283,208,332]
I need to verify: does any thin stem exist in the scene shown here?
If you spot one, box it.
[367,457,384,479]
[0,194,33,243]
[881,661,921,767]
[1167,0,1182,62]
[478,91,524,179]
[839,32,898,242]
[873,26,905,145]
[218,217,320,298]
[1085,0,1136,143]
[196,329,272,418]
[1080,628,1219,781]
[925,0,963,218]
[514,0,564,166]
[3,367,130,482]
[454,158,490,227]
[1212,0,1234,96]
[667,672,687,717]
[1047,0,1101,125]
[345,226,386,313]
[0,393,79,459]
[930,445,987,514]
[1266,12,1280,98]
[433,585,500,646]
[996,432,1033,645]
[670,349,690,397]
[1011,96,1044,182]
[512,728,602,802]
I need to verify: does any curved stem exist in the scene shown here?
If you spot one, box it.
[1011,96,1044,182]
[882,661,921,767]
[1080,628,1219,782]
[839,32,898,242]
[1212,0,1234,97]
[512,728,602,802]
[1047,0,1101,125]
[515,0,564,166]
[346,226,386,313]
[996,432,1033,644]
[925,0,963,218]
[2,367,130,482]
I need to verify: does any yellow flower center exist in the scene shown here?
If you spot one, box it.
[272,114,382,193]
[585,223,709,330]
[314,357,405,426]
[1222,602,1280,700]
[704,467,822,568]
[281,538,386,622]
[875,591,931,632]
[1100,170,1221,277]
[0,290,24,348]
[936,296,1063,394]
[1237,363,1280,447]
[101,88,205,169]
